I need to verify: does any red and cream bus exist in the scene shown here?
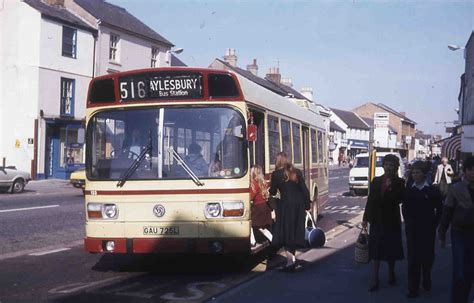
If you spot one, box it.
[84,67,328,255]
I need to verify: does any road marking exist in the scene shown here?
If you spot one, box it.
[29,247,70,256]
[323,205,364,215]
[329,176,348,180]
[49,276,125,294]
[0,205,59,213]
[161,282,226,301]
[0,240,83,261]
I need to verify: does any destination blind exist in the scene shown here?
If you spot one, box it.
[119,72,203,101]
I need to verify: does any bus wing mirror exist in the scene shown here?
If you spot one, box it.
[247,124,257,142]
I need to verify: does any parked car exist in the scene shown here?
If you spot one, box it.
[348,152,404,196]
[69,170,86,193]
[0,166,31,193]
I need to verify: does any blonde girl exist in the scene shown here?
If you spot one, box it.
[250,165,273,242]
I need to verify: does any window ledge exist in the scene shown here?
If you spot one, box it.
[109,60,122,67]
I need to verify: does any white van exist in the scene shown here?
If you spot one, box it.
[348,152,404,195]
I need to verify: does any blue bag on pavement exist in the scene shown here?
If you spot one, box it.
[305,211,326,248]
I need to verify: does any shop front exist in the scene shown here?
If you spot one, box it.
[43,119,85,179]
[347,139,369,159]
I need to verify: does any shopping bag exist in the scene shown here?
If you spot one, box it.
[355,227,369,264]
[305,211,326,248]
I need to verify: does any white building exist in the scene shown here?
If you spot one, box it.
[329,108,370,159]
[414,131,433,160]
[0,0,180,179]
[1,0,96,179]
[328,121,347,165]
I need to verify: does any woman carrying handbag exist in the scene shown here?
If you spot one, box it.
[362,154,405,292]
[270,152,311,273]
[355,226,369,264]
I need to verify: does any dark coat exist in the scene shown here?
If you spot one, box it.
[269,168,311,248]
[363,175,405,261]
[402,183,442,263]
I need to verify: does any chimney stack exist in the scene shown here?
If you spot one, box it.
[266,67,281,84]
[300,87,313,101]
[246,59,258,76]
[281,77,293,87]
[400,111,406,117]
[223,48,237,67]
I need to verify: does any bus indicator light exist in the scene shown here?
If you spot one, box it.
[222,201,244,217]
[87,203,102,219]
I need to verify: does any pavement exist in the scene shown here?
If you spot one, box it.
[17,179,73,195]
[215,223,474,303]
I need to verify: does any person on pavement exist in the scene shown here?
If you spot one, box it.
[402,161,442,298]
[270,152,311,273]
[438,156,474,303]
[362,154,405,292]
[434,157,454,199]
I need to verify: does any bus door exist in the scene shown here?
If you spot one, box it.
[248,110,265,170]
[302,126,311,190]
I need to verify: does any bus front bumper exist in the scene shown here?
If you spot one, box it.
[84,237,250,254]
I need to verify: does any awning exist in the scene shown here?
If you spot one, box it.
[348,139,368,149]
[441,134,461,160]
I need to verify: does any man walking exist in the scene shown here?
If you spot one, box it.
[438,156,474,303]
[434,157,454,199]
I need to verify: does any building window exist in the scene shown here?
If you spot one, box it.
[62,26,77,58]
[60,78,75,117]
[109,33,119,62]
[151,47,158,67]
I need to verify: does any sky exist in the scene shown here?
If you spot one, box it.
[109,0,474,137]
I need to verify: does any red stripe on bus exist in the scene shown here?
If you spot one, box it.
[84,237,249,254]
[84,188,250,196]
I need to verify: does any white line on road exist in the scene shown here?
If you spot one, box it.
[29,248,71,256]
[0,205,59,213]
[328,176,348,180]
[0,240,83,261]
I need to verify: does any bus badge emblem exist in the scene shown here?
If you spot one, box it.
[153,204,166,217]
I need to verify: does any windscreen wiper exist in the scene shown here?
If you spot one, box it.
[117,130,152,188]
[167,147,204,186]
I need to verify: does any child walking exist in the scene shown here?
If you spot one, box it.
[402,161,442,298]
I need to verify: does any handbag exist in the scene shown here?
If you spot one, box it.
[305,211,326,248]
[267,196,279,210]
[355,227,369,264]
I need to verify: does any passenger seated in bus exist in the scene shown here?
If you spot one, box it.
[184,143,208,177]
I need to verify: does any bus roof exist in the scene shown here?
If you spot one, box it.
[235,73,326,130]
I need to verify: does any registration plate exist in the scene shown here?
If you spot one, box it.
[143,226,179,235]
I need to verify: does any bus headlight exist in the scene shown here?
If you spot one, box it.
[205,203,222,218]
[350,177,355,181]
[222,201,244,217]
[87,203,118,220]
[103,204,118,219]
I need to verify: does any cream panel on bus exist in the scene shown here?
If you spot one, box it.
[85,221,250,238]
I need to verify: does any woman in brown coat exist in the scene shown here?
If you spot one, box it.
[362,154,405,291]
